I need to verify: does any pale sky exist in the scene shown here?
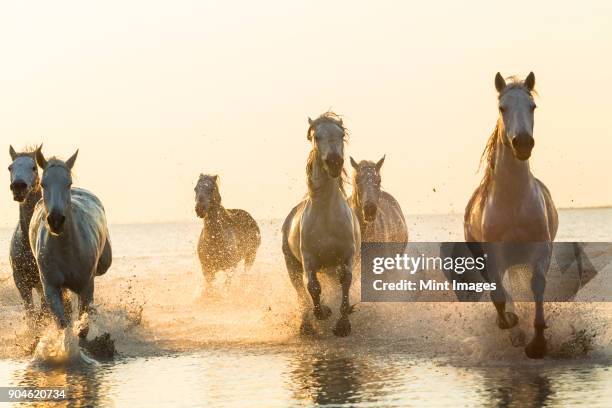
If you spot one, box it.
[1,1,611,227]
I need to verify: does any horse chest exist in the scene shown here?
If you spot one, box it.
[198,227,239,269]
[482,199,549,241]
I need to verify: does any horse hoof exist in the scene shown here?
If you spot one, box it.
[510,327,527,347]
[496,312,519,329]
[299,320,315,337]
[314,305,332,320]
[525,336,547,359]
[333,317,351,337]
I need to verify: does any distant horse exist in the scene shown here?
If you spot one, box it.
[8,145,49,328]
[349,156,408,244]
[464,72,558,358]
[29,148,112,341]
[194,174,260,289]
[282,112,360,337]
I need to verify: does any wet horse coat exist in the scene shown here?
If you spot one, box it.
[464,73,558,358]
[282,112,360,337]
[8,146,46,326]
[349,156,408,244]
[29,149,112,340]
[195,174,261,287]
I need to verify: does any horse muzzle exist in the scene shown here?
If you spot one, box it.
[10,181,29,202]
[47,212,66,234]
[324,155,344,178]
[511,135,534,161]
[363,202,378,222]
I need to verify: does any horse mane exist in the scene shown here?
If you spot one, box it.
[46,157,74,176]
[468,76,538,217]
[13,145,37,158]
[305,111,349,196]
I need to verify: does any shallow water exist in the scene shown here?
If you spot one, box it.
[0,209,611,407]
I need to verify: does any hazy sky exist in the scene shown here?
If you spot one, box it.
[1,1,611,227]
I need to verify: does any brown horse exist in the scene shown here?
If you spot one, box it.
[194,174,260,291]
[349,156,408,244]
[464,72,558,358]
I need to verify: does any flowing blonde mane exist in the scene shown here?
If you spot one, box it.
[467,77,537,217]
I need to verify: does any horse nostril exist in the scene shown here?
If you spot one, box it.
[512,135,534,150]
[363,203,377,219]
[10,181,27,192]
[47,212,66,231]
[324,154,344,169]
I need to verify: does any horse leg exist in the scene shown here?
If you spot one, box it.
[484,252,518,329]
[304,257,331,321]
[333,263,353,337]
[525,247,550,359]
[14,278,36,330]
[77,280,94,341]
[42,282,68,329]
[62,289,73,323]
[283,250,312,335]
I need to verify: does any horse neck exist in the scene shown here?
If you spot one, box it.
[18,187,41,237]
[308,152,344,206]
[349,187,367,232]
[202,203,229,232]
[491,121,533,199]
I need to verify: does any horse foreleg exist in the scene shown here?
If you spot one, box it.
[333,263,353,337]
[42,282,68,329]
[484,251,518,329]
[304,258,331,321]
[14,279,36,330]
[525,248,550,359]
[77,281,94,341]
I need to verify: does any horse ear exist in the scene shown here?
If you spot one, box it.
[9,145,17,160]
[35,145,48,169]
[376,155,386,172]
[65,149,79,170]
[350,156,359,170]
[212,175,219,183]
[495,72,506,93]
[524,72,535,91]
[307,117,314,141]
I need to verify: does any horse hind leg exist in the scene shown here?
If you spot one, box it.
[283,248,312,335]
[243,244,258,273]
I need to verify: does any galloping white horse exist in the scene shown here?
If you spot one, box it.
[30,148,112,342]
[282,112,360,337]
[465,72,558,358]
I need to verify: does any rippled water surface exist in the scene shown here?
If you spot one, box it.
[0,209,611,407]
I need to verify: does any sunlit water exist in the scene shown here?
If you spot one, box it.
[0,209,611,407]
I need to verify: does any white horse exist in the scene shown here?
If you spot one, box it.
[29,148,112,342]
[465,72,558,358]
[282,112,361,337]
[349,156,408,244]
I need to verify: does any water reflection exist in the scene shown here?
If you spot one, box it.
[287,348,391,406]
[11,362,110,407]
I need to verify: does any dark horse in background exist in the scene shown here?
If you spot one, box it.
[464,72,558,358]
[194,174,261,291]
[8,145,49,329]
[349,155,408,245]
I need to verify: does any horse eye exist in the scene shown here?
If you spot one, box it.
[499,107,505,114]
[32,166,36,171]
[532,104,537,111]
[7,165,12,171]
